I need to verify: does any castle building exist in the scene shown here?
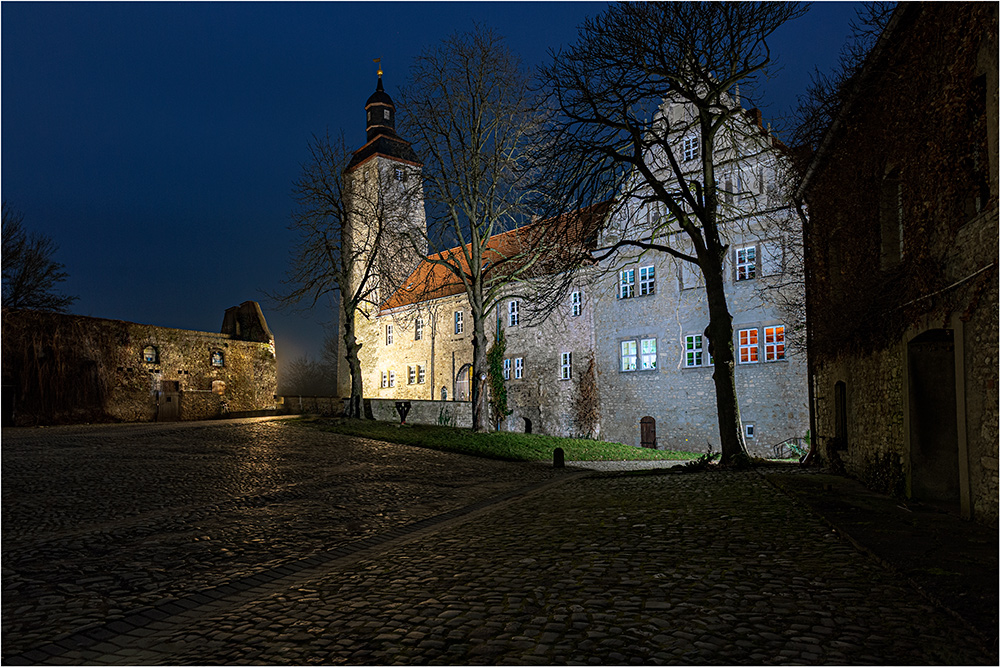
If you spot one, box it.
[343,73,809,456]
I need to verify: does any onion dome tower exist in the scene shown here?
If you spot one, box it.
[347,65,421,171]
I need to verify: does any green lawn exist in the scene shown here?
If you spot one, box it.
[295,417,701,463]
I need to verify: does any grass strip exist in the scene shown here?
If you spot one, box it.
[294,417,701,462]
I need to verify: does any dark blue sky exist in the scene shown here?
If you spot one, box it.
[2,1,862,366]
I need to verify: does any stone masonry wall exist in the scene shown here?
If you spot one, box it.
[2,309,277,425]
[594,237,809,456]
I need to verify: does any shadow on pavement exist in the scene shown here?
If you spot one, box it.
[766,470,998,655]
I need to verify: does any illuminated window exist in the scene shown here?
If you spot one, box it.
[454,311,463,334]
[508,300,519,326]
[514,357,523,379]
[386,324,393,345]
[738,328,759,364]
[621,340,637,372]
[736,246,756,281]
[639,266,655,296]
[210,350,224,367]
[143,346,158,363]
[415,318,424,341]
[503,358,511,380]
[640,338,657,370]
[560,352,572,380]
[685,335,712,367]
[619,269,635,299]
[764,325,785,361]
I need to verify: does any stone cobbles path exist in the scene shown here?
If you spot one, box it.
[1,418,568,659]
[3,419,993,664]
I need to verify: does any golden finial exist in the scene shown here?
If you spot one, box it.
[373,57,382,78]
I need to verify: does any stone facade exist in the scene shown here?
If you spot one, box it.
[799,4,998,521]
[1,301,278,425]
[342,76,809,456]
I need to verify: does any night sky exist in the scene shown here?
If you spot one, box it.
[2,1,862,367]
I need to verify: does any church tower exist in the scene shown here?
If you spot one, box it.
[338,66,427,398]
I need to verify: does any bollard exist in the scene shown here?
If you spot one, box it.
[553,447,565,469]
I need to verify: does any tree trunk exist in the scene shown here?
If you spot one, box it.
[702,255,748,464]
[470,310,490,432]
[341,309,366,420]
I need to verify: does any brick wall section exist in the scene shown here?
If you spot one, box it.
[2,308,277,425]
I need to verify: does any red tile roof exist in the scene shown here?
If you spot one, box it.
[381,201,610,312]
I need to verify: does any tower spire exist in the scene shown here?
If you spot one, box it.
[374,57,382,78]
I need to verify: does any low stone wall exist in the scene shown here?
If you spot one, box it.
[278,396,472,428]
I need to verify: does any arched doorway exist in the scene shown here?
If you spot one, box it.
[908,329,959,509]
[455,364,471,402]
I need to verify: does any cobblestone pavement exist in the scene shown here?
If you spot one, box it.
[3,420,993,665]
[1,418,568,659]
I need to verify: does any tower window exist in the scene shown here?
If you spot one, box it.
[383,109,390,120]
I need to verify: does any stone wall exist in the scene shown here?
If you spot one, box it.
[278,395,472,428]
[593,234,809,456]
[801,3,998,522]
[2,307,278,426]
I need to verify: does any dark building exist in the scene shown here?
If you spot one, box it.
[797,3,998,521]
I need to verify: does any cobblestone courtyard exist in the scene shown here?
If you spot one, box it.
[2,418,993,664]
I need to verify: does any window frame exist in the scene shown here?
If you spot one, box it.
[738,328,759,364]
[638,265,655,296]
[735,246,757,281]
[388,370,396,387]
[640,338,657,370]
[508,300,520,326]
[619,268,635,299]
[385,324,393,345]
[560,352,572,380]
[454,311,464,335]
[684,334,713,368]
[381,371,388,388]
[407,365,416,385]
[503,358,511,380]
[417,363,426,384]
[414,318,424,341]
[620,340,638,372]
[764,325,785,362]
[514,357,523,380]
[682,135,700,162]
[571,290,581,317]
[143,345,158,364]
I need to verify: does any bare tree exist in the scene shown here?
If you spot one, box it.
[2,202,77,312]
[398,27,549,432]
[538,1,805,464]
[275,132,416,418]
